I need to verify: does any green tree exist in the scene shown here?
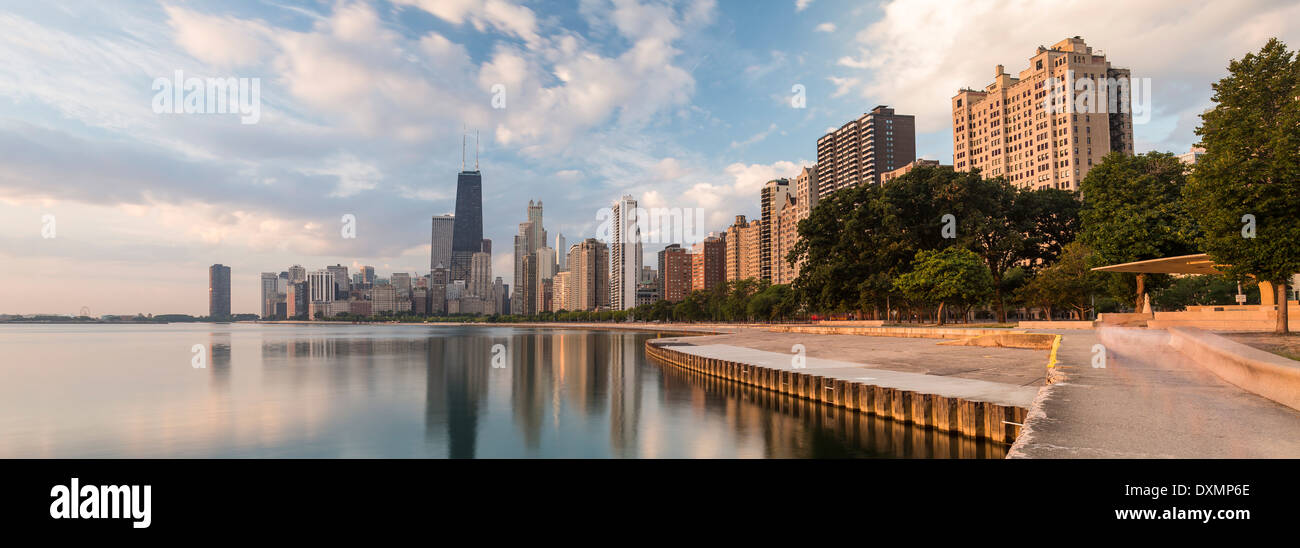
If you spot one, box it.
[1014,242,1106,320]
[1079,151,1199,309]
[892,246,993,325]
[1185,38,1300,333]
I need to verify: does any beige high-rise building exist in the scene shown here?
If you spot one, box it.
[552,270,571,311]
[568,238,609,311]
[794,165,818,220]
[816,106,916,198]
[952,36,1133,191]
[724,215,762,282]
[773,194,801,285]
[691,233,726,292]
[469,251,492,298]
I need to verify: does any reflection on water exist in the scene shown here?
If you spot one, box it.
[0,324,1004,458]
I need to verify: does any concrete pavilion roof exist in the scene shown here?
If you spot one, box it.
[1091,253,1227,275]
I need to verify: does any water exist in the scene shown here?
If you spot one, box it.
[0,324,1006,458]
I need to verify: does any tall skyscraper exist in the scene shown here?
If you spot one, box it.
[287,264,306,283]
[816,105,916,197]
[431,214,454,271]
[469,251,492,298]
[794,165,819,220]
[555,233,567,271]
[361,266,375,288]
[392,272,412,298]
[527,200,547,252]
[760,179,791,282]
[260,272,278,319]
[773,193,800,284]
[512,220,537,314]
[609,195,642,311]
[308,270,334,303]
[209,264,231,318]
[450,168,483,282]
[657,244,692,303]
[952,36,1132,190]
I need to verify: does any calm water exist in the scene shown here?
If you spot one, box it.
[0,324,1006,458]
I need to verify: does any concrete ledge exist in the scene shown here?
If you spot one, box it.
[645,340,1030,443]
[767,325,1025,339]
[1167,326,1300,412]
[1018,320,1095,329]
[815,320,886,327]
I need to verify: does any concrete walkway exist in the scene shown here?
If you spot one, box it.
[1010,328,1300,458]
[656,331,1046,409]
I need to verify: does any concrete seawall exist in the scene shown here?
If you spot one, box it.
[645,339,1028,443]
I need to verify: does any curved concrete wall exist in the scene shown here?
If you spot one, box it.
[645,340,1027,444]
[1167,327,1300,411]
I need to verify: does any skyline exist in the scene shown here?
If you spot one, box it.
[2,1,1299,315]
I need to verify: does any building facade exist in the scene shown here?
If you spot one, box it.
[951,36,1133,190]
[209,264,231,318]
[430,214,454,271]
[816,105,916,197]
[760,179,791,282]
[609,195,642,311]
[450,169,483,282]
[691,233,726,292]
[658,244,692,302]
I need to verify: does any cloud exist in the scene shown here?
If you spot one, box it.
[831,0,1300,137]
[729,123,778,149]
[815,22,836,33]
[796,0,814,12]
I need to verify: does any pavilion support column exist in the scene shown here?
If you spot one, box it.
[1260,281,1276,307]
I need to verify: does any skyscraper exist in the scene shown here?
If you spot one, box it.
[209,264,231,319]
[951,36,1133,190]
[555,233,567,271]
[431,214,454,271]
[260,272,279,319]
[816,105,915,197]
[287,264,306,283]
[760,179,791,282]
[327,264,349,298]
[691,233,726,292]
[571,238,609,311]
[527,200,547,252]
[512,220,537,314]
[609,195,642,311]
[724,215,762,282]
[450,170,483,282]
[469,251,492,298]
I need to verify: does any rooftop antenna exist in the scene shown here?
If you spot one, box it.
[460,127,466,171]
[475,130,479,170]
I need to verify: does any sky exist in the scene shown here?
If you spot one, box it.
[1,0,1297,316]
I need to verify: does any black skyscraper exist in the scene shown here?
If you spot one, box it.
[450,169,482,282]
[209,264,231,319]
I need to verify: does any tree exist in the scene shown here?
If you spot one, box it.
[892,246,993,325]
[1079,151,1199,309]
[1015,242,1106,320]
[1185,38,1300,334]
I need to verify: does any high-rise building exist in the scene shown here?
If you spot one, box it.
[816,105,916,197]
[287,264,306,283]
[724,215,762,282]
[952,36,1133,190]
[512,219,537,314]
[658,244,692,302]
[760,179,792,282]
[555,233,567,271]
[209,264,231,318]
[1177,146,1205,166]
[392,272,412,298]
[450,167,483,282]
[361,266,375,288]
[492,277,507,315]
[372,285,397,315]
[773,194,801,285]
[429,266,449,315]
[519,253,537,315]
[691,233,726,292]
[527,200,547,253]
[430,214,454,271]
[469,252,492,298]
[794,165,819,221]
[308,270,334,304]
[286,281,308,319]
[609,195,642,311]
[552,270,571,311]
[260,272,279,319]
[570,238,609,311]
[327,264,349,298]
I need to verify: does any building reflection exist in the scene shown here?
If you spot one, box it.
[425,334,490,459]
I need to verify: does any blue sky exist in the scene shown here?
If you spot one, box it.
[1,0,1297,315]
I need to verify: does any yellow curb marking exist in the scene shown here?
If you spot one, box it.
[1046,334,1062,368]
